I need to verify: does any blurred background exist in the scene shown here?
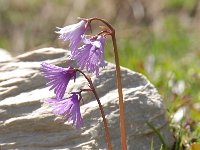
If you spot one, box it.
[0,0,200,148]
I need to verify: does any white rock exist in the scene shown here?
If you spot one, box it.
[0,48,12,62]
[0,48,174,150]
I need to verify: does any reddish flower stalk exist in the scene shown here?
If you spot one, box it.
[76,69,112,150]
[89,17,127,150]
[52,17,126,150]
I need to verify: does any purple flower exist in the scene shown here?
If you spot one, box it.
[41,62,76,100]
[56,20,88,54]
[48,93,83,128]
[72,35,106,76]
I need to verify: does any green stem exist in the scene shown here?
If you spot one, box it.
[147,122,168,150]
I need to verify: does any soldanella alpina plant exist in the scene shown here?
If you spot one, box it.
[41,17,127,150]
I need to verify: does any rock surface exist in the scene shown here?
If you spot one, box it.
[0,48,12,62]
[0,48,174,150]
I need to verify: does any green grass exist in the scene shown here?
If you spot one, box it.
[105,15,200,149]
[166,0,197,11]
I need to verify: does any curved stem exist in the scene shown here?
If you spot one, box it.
[76,69,112,150]
[89,17,114,32]
[111,33,127,150]
[89,18,127,150]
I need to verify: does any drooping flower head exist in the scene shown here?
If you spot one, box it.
[56,20,88,54]
[48,93,83,128]
[72,35,106,76]
[41,62,76,100]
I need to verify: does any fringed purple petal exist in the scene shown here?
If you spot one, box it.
[47,93,83,128]
[56,20,87,54]
[72,35,106,76]
[41,62,76,99]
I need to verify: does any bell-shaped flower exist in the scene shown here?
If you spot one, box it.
[72,35,106,76]
[48,93,83,128]
[56,20,88,54]
[41,62,76,100]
